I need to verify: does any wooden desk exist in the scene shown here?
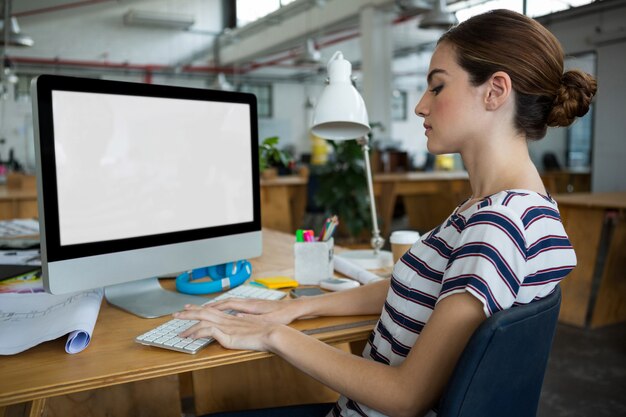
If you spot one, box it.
[0,187,38,220]
[260,175,308,233]
[555,192,626,328]
[0,229,376,416]
[541,169,591,194]
[373,171,470,236]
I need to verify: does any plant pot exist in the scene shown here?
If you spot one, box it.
[261,168,278,180]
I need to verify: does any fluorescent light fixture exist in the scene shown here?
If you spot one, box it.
[419,0,457,29]
[295,38,321,65]
[0,17,34,47]
[211,73,235,91]
[123,9,195,30]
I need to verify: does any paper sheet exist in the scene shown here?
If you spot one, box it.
[0,219,40,249]
[333,256,384,285]
[0,249,41,266]
[0,288,103,355]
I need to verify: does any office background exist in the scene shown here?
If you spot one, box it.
[1,0,625,193]
[0,1,624,417]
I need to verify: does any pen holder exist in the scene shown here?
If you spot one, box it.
[294,238,334,285]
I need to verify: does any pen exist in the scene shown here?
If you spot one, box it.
[322,216,338,241]
[304,230,315,242]
[317,221,328,242]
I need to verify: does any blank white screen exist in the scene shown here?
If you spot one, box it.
[52,90,254,246]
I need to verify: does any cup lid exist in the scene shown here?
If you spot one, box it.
[390,230,420,244]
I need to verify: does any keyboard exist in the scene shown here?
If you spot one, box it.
[135,284,286,354]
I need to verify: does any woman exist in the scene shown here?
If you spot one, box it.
[175,9,597,417]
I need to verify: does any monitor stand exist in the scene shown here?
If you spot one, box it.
[104,277,208,318]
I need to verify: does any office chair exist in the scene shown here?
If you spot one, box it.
[437,285,562,417]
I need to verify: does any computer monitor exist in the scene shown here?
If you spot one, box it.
[31,74,262,318]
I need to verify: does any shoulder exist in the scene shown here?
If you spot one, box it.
[457,190,563,251]
[468,190,560,227]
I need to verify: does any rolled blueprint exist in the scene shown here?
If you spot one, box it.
[333,255,384,285]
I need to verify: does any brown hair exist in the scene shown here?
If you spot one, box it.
[439,9,597,140]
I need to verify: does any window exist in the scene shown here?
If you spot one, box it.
[567,104,593,169]
[452,0,595,21]
[236,0,297,27]
[565,52,596,169]
[239,83,273,118]
[391,90,407,121]
[15,74,35,101]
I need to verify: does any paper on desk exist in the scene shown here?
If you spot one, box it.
[0,219,40,249]
[333,256,383,285]
[0,288,103,355]
[0,249,41,266]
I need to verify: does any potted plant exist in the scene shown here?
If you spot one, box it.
[313,140,372,243]
[259,136,291,179]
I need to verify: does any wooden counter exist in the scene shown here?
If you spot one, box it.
[555,191,626,328]
[373,171,470,236]
[0,187,38,220]
[260,175,308,234]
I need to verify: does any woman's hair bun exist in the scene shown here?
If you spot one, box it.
[547,70,597,128]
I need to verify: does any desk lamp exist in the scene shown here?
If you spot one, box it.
[311,51,393,269]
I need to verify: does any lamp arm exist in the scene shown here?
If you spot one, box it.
[357,136,384,254]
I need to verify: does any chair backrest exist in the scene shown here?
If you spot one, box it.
[437,286,562,417]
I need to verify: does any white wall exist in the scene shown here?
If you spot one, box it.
[389,88,427,169]
[0,89,34,171]
[592,42,626,192]
[258,82,320,159]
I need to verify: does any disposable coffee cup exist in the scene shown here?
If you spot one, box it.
[390,230,421,264]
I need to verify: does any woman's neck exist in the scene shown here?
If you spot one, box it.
[461,134,546,201]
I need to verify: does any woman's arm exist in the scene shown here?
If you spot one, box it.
[293,278,390,316]
[205,278,390,324]
[176,291,486,417]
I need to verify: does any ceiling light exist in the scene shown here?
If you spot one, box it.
[211,73,234,91]
[295,38,321,65]
[396,0,433,12]
[123,9,195,30]
[418,0,458,30]
[0,17,34,47]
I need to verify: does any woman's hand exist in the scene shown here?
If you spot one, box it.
[173,305,282,351]
[203,296,306,325]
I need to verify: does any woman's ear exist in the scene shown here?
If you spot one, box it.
[484,71,512,111]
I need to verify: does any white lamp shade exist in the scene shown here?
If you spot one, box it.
[311,52,370,140]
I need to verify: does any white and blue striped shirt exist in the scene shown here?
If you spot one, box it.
[330,190,576,417]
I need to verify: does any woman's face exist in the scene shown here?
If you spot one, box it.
[414,42,488,155]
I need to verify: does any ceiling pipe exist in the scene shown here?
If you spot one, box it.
[235,11,422,74]
[8,55,237,75]
[13,0,116,18]
[7,6,430,80]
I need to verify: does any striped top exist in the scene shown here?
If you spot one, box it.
[329,190,576,417]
